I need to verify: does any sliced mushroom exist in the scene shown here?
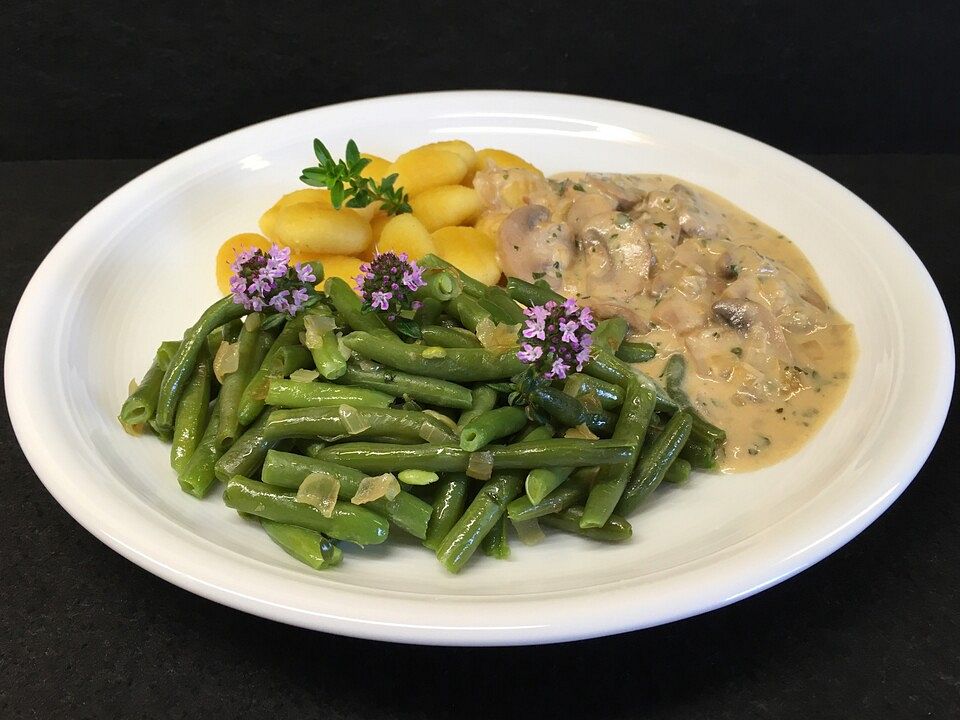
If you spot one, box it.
[672,183,719,238]
[565,193,618,234]
[497,205,575,290]
[575,211,652,298]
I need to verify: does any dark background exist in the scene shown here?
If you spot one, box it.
[2,2,958,719]
[3,1,960,160]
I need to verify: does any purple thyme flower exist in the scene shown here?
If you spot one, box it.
[515,298,596,380]
[228,244,316,316]
[354,251,427,321]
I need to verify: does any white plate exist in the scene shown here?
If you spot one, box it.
[5,92,954,645]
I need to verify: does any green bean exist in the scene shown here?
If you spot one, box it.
[237,315,306,425]
[419,254,487,297]
[524,466,574,505]
[505,276,564,307]
[263,406,457,444]
[325,276,391,334]
[457,385,499,428]
[616,341,656,363]
[664,458,692,484]
[563,373,623,411]
[541,506,632,542]
[460,406,528,451]
[436,472,523,573]
[304,307,348,380]
[617,410,693,516]
[157,340,183,371]
[170,352,212,473]
[299,440,327,459]
[315,438,636,474]
[261,451,432,539]
[260,518,342,570]
[584,346,635,387]
[119,343,169,426]
[680,437,718,469]
[420,325,482,348]
[447,293,492,332]
[517,423,555,442]
[340,363,473,410]
[661,354,727,445]
[581,381,656,528]
[214,411,278,483]
[155,295,247,432]
[223,476,389,546]
[205,319,242,359]
[217,314,265,448]
[481,513,510,559]
[591,317,630,353]
[528,385,614,436]
[423,473,470,551]
[478,286,525,325]
[414,297,444,326]
[343,331,524,382]
[177,399,223,498]
[415,269,463,303]
[509,474,589,521]
[265,380,393,409]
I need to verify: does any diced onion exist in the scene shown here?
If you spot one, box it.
[351,473,400,504]
[337,333,353,361]
[564,424,598,441]
[121,421,145,437]
[357,359,381,372]
[397,469,440,486]
[511,518,545,546]
[476,318,522,349]
[303,313,337,350]
[467,451,494,480]
[338,404,371,435]
[289,368,320,383]
[419,421,451,444]
[296,472,340,518]
[423,410,459,435]
[213,340,240,383]
[421,346,447,359]
[128,378,139,395]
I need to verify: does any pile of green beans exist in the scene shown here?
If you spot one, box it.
[120,256,724,574]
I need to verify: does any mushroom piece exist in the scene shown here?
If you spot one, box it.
[497,204,575,290]
[575,211,653,299]
[672,183,719,238]
[712,298,793,363]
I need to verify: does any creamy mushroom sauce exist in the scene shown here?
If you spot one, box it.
[475,168,857,472]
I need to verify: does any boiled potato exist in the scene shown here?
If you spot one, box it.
[387,148,468,197]
[272,202,372,255]
[418,140,476,167]
[474,211,507,240]
[376,213,437,259]
[473,148,543,176]
[215,233,273,294]
[360,153,392,183]
[431,226,501,286]
[410,185,484,231]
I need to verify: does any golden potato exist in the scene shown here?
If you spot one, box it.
[431,226,501,286]
[387,148,468,197]
[272,202,372,255]
[473,148,543,176]
[410,185,484,231]
[215,233,273,294]
[360,153,392,183]
[474,211,507,240]
[376,213,437,260]
[418,140,476,167]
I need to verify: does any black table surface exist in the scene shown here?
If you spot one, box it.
[1,156,957,719]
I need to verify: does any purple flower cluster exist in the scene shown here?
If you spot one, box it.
[517,298,596,380]
[354,251,426,321]
[229,244,316,315]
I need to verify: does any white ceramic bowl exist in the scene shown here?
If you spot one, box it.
[5,92,953,645]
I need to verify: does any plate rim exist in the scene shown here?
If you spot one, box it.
[5,90,955,645]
